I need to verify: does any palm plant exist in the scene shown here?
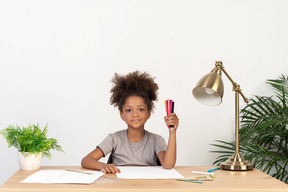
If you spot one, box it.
[211,75,288,183]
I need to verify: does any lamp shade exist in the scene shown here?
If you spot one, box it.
[192,66,224,106]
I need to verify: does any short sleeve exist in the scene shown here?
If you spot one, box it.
[154,135,167,155]
[97,134,114,157]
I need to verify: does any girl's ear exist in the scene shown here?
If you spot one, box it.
[147,110,151,119]
[120,111,125,121]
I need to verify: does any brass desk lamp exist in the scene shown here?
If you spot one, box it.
[192,61,254,171]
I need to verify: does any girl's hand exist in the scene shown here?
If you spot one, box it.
[100,164,120,174]
[164,113,179,131]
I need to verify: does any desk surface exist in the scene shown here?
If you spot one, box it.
[1,166,287,192]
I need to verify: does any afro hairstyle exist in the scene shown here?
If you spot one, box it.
[110,71,159,112]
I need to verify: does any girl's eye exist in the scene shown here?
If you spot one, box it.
[125,109,131,113]
[139,108,145,112]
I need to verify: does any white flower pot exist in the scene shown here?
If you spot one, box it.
[18,152,42,170]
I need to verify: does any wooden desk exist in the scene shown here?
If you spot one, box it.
[1,166,287,192]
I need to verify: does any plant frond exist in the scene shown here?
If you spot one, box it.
[0,123,64,160]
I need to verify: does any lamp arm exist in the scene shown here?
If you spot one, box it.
[216,61,249,103]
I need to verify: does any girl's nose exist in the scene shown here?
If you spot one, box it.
[132,111,138,117]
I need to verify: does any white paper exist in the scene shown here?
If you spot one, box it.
[20,170,105,184]
[116,166,184,179]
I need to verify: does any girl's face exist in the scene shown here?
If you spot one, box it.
[120,96,151,130]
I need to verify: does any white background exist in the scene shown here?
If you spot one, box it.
[1,0,288,185]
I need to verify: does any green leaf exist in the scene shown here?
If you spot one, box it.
[0,123,65,159]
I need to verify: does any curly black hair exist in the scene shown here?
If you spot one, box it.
[110,71,159,112]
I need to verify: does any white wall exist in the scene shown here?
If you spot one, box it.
[1,0,288,185]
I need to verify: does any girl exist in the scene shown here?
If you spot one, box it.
[81,71,179,173]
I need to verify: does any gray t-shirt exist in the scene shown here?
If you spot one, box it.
[97,130,167,166]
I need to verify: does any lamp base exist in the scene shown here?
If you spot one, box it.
[220,152,254,171]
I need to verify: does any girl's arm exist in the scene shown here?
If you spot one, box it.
[81,148,120,173]
[158,113,179,169]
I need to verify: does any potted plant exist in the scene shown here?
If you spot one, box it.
[211,75,288,183]
[0,123,64,170]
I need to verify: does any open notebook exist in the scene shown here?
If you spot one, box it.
[20,170,105,184]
